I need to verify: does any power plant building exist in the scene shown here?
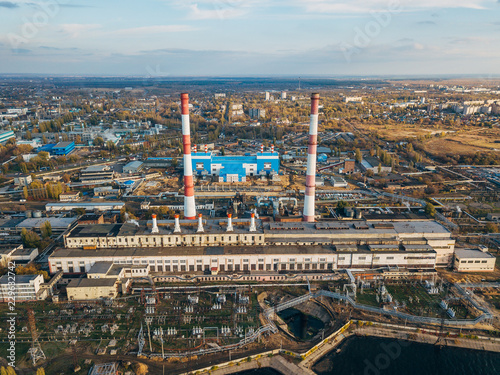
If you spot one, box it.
[191,152,279,182]
[46,93,457,284]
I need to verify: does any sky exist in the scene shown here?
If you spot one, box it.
[0,0,499,76]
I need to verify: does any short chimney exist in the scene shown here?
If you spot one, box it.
[226,213,233,232]
[197,213,204,233]
[205,144,208,153]
[174,214,181,233]
[151,214,159,234]
[193,144,197,153]
[260,144,264,153]
[249,213,256,232]
[271,144,274,153]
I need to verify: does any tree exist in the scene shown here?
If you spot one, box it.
[1,367,8,375]
[94,137,104,147]
[41,221,52,239]
[355,148,362,163]
[424,202,436,217]
[21,228,41,248]
[5,366,16,375]
[36,368,45,375]
[15,264,49,281]
[486,223,499,233]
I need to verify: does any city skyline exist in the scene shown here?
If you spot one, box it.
[0,1,499,76]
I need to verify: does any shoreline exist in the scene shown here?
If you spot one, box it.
[183,320,500,375]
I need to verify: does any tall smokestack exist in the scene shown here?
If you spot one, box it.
[181,93,196,220]
[197,213,204,233]
[226,213,233,232]
[151,214,159,233]
[174,214,181,233]
[249,213,256,232]
[303,93,319,222]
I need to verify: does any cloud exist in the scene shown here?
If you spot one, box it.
[0,1,19,8]
[59,4,95,8]
[298,0,491,14]
[59,24,101,38]
[188,3,247,20]
[11,48,31,54]
[112,25,197,36]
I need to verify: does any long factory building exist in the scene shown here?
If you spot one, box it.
[49,217,455,275]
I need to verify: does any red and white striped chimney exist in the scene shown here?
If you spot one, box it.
[193,144,197,153]
[271,144,274,153]
[181,93,196,220]
[303,93,319,222]
[205,144,208,153]
[260,144,264,153]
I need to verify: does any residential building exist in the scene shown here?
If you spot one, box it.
[249,108,266,119]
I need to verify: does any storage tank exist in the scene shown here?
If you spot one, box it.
[33,210,42,218]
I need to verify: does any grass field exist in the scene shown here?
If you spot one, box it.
[355,122,500,156]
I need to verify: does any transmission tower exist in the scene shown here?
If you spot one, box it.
[27,308,46,365]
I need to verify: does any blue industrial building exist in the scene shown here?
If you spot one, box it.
[38,141,75,156]
[191,152,280,182]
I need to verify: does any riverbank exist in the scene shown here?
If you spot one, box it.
[182,320,500,375]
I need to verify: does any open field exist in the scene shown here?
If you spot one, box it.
[356,122,500,156]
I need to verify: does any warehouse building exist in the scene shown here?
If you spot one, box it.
[453,247,496,272]
[123,160,144,174]
[79,165,115,184]
[192,151,279,182]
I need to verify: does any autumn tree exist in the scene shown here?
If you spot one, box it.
[21,228,41,248]
[40,221,52,239]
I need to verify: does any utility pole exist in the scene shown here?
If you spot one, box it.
[27,308,46,365]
